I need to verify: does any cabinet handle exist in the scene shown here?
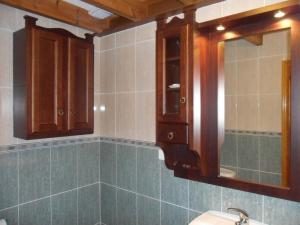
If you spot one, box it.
[180,97,186,104]
[168,132,175,140]
[58,109,64,116]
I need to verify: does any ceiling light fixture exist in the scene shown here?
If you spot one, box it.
[274,10,286,18]
[216,25,226,31]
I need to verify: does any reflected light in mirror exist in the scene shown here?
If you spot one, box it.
[100,105,106,112]
[274,10,286,18]
[216,25,226,31]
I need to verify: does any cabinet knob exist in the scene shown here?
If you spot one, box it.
[168,132,175,140]
[57,109,64,116]
[180,97,186,104]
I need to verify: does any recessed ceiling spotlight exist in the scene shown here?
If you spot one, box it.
[274,10,286,18]
[216,25,226,31]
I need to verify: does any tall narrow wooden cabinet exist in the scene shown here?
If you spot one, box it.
[13,16,94,139]
[156,10,205,171]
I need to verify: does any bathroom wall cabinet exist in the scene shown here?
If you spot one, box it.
[156,10,205,171]
[13,16,94,139]
[156,1,300,202]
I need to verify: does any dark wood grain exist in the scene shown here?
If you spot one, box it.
[13,16,94,139]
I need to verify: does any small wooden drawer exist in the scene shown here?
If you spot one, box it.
[157,123,188,144]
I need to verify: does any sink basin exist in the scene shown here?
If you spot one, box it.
[189,211,267,225]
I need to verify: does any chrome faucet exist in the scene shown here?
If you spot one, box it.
[227,208,249,225]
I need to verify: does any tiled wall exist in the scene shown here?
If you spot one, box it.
[221,131,282,186]
[1,137,300,225]
[224,30,290,132]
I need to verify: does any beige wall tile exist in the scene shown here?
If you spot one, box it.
[237,59,258,95]
[0,30,13,87]
[223,0,264,16]
[100,94,116,137]
[116,46,135,92]
[237,95,259,131]
[0,88,15,145]
[136,92,155,142]
[94,94,101,135]
[116,93,135,139]
[225,96,237,130]
[259,30,290,57]
[224,62,237,95]
[0,4,16,31]
[100,34,115,51]
[136,22,156,42]
[236,39,259,60]
[94,52,101,93]
[100,50,115,93]
[259,94,281,132]
[136,41,155,91]
[259,56,282,95]
[196,2,223,23]
[116,28,136,47]
[94,37,101,52]
[224,40,237,63]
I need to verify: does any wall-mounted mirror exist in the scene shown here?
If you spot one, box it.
[220,29,291,187]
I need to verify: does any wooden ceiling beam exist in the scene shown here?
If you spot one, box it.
[82,0,148,21]
[0,0,108,33]
[177,0,196,5]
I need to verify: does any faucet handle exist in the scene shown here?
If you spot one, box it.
[227,208,249,225]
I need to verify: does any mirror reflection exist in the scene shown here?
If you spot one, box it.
[220,29,291,187]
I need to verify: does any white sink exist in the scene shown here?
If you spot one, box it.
[189,211,267,225]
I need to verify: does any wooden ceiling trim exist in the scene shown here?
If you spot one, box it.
[97,0,224,36]
[82,0,148,21]
[0,0,108,33]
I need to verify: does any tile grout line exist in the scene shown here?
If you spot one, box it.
[17,151,20,225]
[50,146,52,225]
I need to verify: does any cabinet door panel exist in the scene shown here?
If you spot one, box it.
[31,28,65,134]
[67,38,94,132]
[157,26,188,123]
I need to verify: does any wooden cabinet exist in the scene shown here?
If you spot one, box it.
[156,10,204,170]
[13,16,94,139]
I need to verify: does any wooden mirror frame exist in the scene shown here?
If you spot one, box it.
[174,0,300,202]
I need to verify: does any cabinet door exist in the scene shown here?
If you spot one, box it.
[67,38,94,133]
[157,26,188,123]
[30,28,65,136]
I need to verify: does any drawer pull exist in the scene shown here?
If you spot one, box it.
[180,97,186,104]
[168,132,175,140]
[58,109,64,116]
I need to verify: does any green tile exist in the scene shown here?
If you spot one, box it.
[188,210,202,223]
[0,152,18,209]
[0,206,18,225]
[78,184,100,225]
[260,136,281,173]
[263,196,300,225]
[161,162,188,207]
[117,189,137,225]
[51,145,77,194]
[260,172,281,186]
[137,147,160,198]
[189,181,221,212]
[52,190,77,225]
[19,148,50,203]
[137,196,160,225]
[117,144,137,191]
[222,187,263,221]
[237,134,259,170]
[19,198,51,225]
[220,133,237,167]
[100,142,116,185]
[77,142,100,186]
[237,168,259,183]
[161,203,188,225]
[101,183,116,225]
